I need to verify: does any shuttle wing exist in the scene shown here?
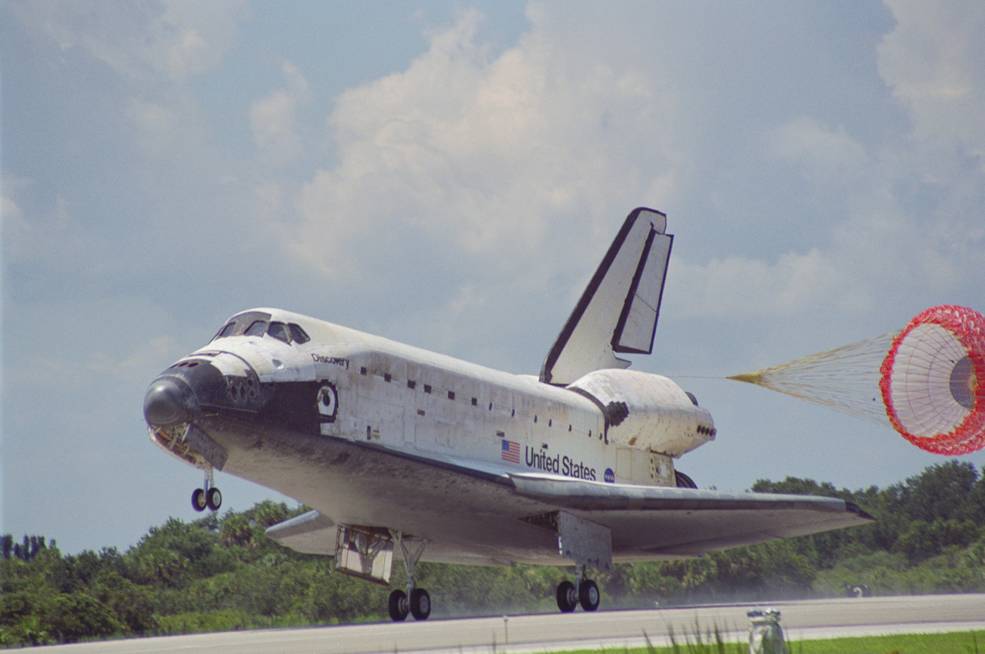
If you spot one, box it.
[541,207,673,385]
[509,473,872,555]
[266,509,338,555]
[263,444,872,563]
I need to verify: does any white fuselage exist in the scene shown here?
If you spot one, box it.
[180,308,714,489]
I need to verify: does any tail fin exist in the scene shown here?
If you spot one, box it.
[540,208,673,385]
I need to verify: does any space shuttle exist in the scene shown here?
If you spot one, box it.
[143,207,872,621]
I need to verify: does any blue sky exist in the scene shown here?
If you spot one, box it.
[3,1,985,553]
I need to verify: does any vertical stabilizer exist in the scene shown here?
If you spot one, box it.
[540,208,673,385]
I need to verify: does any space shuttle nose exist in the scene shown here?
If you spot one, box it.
[143,378,193,426]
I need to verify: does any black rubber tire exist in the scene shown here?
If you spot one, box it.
[388,589,409,622]
[579,579,600,612]
[206,487,222,511]
[556,580,577,613]
[191,488,207,512]
[410,588,431,620]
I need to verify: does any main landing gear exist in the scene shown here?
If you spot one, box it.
[191,467,222,512]
[387,532,431,621]
[556,567,601,613]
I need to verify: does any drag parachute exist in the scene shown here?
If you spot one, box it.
[729,305,985,455]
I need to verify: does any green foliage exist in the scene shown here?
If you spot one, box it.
[0,534,50,562]
[1,463,983,646]
[751,461,985,569]
[553,629,985,653]
[662,622,748,654]
[154,609,306,635]
[41,593,123,644]
[895,518,980,562]
[90,570,159,634]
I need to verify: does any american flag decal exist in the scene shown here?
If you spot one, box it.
[500,439,521,464]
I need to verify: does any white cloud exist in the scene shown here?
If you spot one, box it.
[126,98,185,158]
[677,97,984,322]
[12,0,250,191]
[673,249,848,320]
[878,0,985,162]
[1,188,23,224]
[280,3,985,336]
[667,3,985,327]
[1,180,102,270]
[289,9,681,279]
[686,0,985,323]
[88,335,179,382]
[251,62,310,166]
[1,175,29,252]
[770,117,870,186]
[12,0,248,81]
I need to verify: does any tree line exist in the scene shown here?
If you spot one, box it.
[2,460,984,647]
[1,535,53,563]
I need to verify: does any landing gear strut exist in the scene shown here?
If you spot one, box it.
[191,467,222,512]
[556,566,600,613]
[388,531,430,621]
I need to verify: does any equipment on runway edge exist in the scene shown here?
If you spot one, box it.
[143,207,873,621]
[748,609,788,654]
[729,304,985,455]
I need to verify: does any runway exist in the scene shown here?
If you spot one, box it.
[34,594,985,653]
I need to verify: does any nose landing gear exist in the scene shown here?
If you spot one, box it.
[191,467,222,512]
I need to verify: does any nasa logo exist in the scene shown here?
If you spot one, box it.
[604,468,615,483]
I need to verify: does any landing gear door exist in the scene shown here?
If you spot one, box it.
[335,526,394,586]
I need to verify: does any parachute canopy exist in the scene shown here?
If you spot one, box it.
[729,305,985,455]
[880,305,985,455]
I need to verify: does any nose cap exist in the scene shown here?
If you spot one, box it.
[143,377,192,426]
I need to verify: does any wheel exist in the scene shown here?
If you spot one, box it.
[556,580,577,613]
[388,589,409,622]
[191,488,207,512]
[579,579,600,612]
[206,487,222,511]
[410,588,431,620]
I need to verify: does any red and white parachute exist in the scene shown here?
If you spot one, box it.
[729,305,985,455]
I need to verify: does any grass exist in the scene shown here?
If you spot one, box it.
[550,629,985,654]
[792,631,983,654]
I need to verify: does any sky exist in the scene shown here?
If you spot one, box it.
[3,1,985,554]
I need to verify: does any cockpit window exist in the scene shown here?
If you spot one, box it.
[245,320,268,337]
[210,311,273,341]
[207,313,311,347]
[289,323,310,344]
[212,322,236,341]
[267,321,290,344]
